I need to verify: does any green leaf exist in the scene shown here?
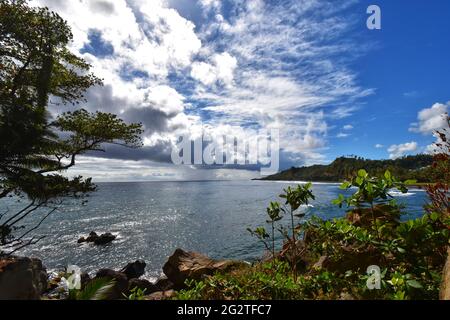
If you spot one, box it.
[384,170,391,180]
[75,278,116,300]
[355,177,364,186]
[406,280,423,289]
[397,247,406,253]
[404,180,417,185]
[340,181,351,190]
[358,169,367,178]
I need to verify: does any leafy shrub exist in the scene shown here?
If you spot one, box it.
[177,169,450,300]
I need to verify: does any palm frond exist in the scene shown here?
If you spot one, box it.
[75,277,116,301]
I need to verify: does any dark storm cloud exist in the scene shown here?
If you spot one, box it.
[67,84,182,164]
[122,107,173,134]
[84,85,178,135]
[84,85,124,114]
[87,142,173,163]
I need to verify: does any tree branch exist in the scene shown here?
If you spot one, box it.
[1,201,36,227]
[6,236,46,256]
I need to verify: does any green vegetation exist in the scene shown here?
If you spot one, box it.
[123,287,147,301]
[68,278,116,301]
[262,154,434,183]
[177,122,450,300]
[0,0,142,253]
[177,173,449,299]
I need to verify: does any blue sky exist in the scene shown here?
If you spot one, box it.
[328,0,450,161]
[31,0,450,181]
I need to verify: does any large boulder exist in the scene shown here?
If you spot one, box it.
[0,256,47,300]
[127,279,158,295]
[162,249,247,288]
[91,259,148,300]
[120,260,146,280]
[154,277,175,292]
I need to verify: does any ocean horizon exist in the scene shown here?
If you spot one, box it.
[3,180,427,281]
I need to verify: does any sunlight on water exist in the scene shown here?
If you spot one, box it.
[2,180,428,279]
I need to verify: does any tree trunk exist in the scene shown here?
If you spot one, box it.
[440,247,450,300]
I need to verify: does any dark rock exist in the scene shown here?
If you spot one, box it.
[80,272,91,289]
[78,231,116,246]
[127,279,158,295]
[94,269,128,300]
[155,277,175,292]
[120,259,146,280]
[86,232,98,242]
[163,249,248,288]
[93,233,116,245]
[0,256,47,300]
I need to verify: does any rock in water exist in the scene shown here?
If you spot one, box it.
[120,260,146,280]
[93,233,116,245]
[162,249,247,288]
[78,231,116,245]
[0,256,47,300]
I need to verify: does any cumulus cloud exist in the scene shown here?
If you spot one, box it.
[191,52,238,86]
[29,0,371,180]
[409,102,449,134]
[388,142,418,159]
[375,144,384,149]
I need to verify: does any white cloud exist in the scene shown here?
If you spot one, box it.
[28,0,371,179]
[403,91,419,98]
[343,125,354,130]
[375,144,384,149]
[191,52,238,86]
[409,102,449,134]
[337,133,350,138]
[192,0,372,163]
[144,85,185,115]
[387,142,418,159]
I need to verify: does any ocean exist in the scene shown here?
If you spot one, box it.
[3,180,428,280]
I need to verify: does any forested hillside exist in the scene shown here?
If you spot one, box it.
[262,154,435,182]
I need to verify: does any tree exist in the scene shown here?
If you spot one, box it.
[0,0,143,254]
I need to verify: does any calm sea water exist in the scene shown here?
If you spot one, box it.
[4,180,428,280]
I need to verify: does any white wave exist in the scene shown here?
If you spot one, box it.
[389,191,416,197]
[265,180,341,186]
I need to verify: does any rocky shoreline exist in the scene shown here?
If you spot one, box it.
[0,249,247,300]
